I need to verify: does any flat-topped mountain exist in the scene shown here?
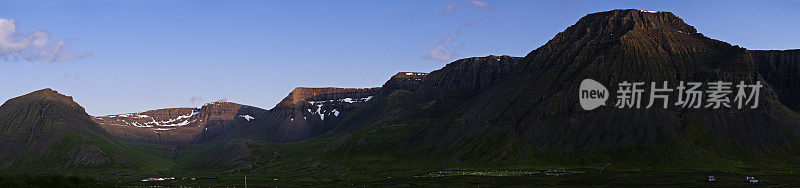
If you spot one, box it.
[276,87,380,107]
[93,102,268,144]
[260,87,380,142]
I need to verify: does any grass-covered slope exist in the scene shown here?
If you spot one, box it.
[0,89,175,178]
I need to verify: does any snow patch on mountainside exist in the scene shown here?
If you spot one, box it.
[95,109,202,132]
[307,96,374,104]
[239,115,255,121]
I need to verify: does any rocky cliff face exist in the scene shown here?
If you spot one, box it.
[417,55,522,99]
[276,87,380,107]
[750,50,800,112]
[93,102,268,144]
[260,87,380,142]
[380,72,428,96]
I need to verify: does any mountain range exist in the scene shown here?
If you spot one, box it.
[1,9,799,185]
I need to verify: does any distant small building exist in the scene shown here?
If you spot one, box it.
[744,176,760,183]
[707,175,715,182]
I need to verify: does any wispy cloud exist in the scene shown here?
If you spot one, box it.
[214,98,229,103]
[455,21,476,35]
[464,0,491,9]
[426,1,489,62]
[425,36,456,62]
[0,18,92,63]
[189,96,205,104]
[442,3,456,13]
[424,21,476,62]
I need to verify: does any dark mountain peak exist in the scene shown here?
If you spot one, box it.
[0,88,103,137]
[536,9,707,56]
[6,88,86,113]
[21,88,74,102]
[452,9,799,152]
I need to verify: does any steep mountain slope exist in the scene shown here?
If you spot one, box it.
[0,89,172,176]
[751,50,800,112]
[317,9,800,172]
[94,102,268,144]
[428,9,800,160]
[256,87,380,142]
[332,55,522,134]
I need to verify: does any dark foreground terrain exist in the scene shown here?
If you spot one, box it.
[18,170,791,187]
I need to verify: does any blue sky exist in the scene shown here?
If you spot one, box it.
[0,0,798,116]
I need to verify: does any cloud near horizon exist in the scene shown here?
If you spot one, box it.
[0,18,92,63]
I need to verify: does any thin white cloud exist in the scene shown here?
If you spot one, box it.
[427,1,487,62]
[0,18,92,63]
[425,20,476,62]
[189,96,205,104]
[425,36,456,62]
[442,3,455,13]
[465,0,491,9]
[455,21,475,35]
